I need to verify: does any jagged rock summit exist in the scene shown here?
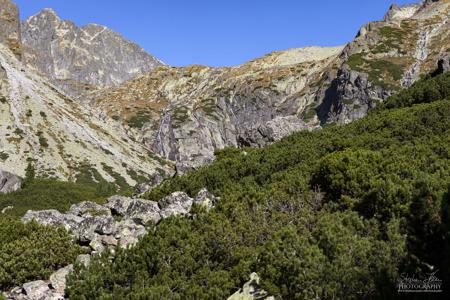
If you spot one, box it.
[21,8,164,96]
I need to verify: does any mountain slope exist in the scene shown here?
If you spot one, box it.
[87,0,449,174]
[87,46,344,172]
[21,8,164,96]
[0,43,171,186]
[67,71,450,300]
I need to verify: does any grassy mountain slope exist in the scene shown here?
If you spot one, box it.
[66,72,450,299]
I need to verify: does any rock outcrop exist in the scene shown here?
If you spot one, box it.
[21,9,163,96]
[0,0,21,58]
[0,170,21,194]
[238,116,319,147]
[438,53,450,73]
[86,0,450,172]
[15,189,219,299]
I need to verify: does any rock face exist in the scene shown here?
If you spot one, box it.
[0,0,21,58]
[88,46,344,173]
[86,0,450,172]
[21,8,163,96]
[238,116,319,147]
[438,53,450,73]
[0,169,21,194]
[159,192,194,218]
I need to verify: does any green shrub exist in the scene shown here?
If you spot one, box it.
[0,217,84,289]
[67,74,450,298]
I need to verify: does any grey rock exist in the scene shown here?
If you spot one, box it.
[227,273,274,300]
[68,201,111,217]
[0,170,22,194]
[194,188,220,210]
[89,235,105,253]
[316,66,390,125]
[106,195,161,225]
[22,280,49,300]
[135,173,165,195]
[100,235,118,247]
[49,265,73,294]
[104,195,134,216]
[43,292,64,300]
[74,215,116,243]
[21,9,163,96]
[0,0,21,57]
[75,254,91,267]
[115,219,146,248]
[159,192,193,219]
[238,116,317,147]
[22,210,83,232]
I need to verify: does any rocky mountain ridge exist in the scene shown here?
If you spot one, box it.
[88,0,450,173]
[21,8,164,96]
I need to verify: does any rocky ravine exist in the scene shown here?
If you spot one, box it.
[87,0,450,174]
[21,8,164,97]
[4,190,219,300]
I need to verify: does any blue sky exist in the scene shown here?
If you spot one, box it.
[14,0,418,67]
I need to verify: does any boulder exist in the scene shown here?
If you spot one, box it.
[104,195,134,215]
[75,254,91,267]
[22,280,49,300]
[89,234,105,253]
[74,215,116,243]
[158,192,193,219]
[194,188,220,210]
[115,219,147,248]
[22,210,83,232]
[0,170,21,194]
[105,195,161,225]
[68,201,111,216]
[49,265,73,294]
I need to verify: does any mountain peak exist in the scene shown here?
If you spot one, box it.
[21,6,164,96]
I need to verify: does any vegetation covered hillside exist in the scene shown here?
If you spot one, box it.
[66,72,450,299]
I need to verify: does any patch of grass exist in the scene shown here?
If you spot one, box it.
[128,111,152,129]
[0,96,6,104]
[101,163,130,192]
[25,109,32,117]
[39,111,47,118]
[0,179,109,217]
